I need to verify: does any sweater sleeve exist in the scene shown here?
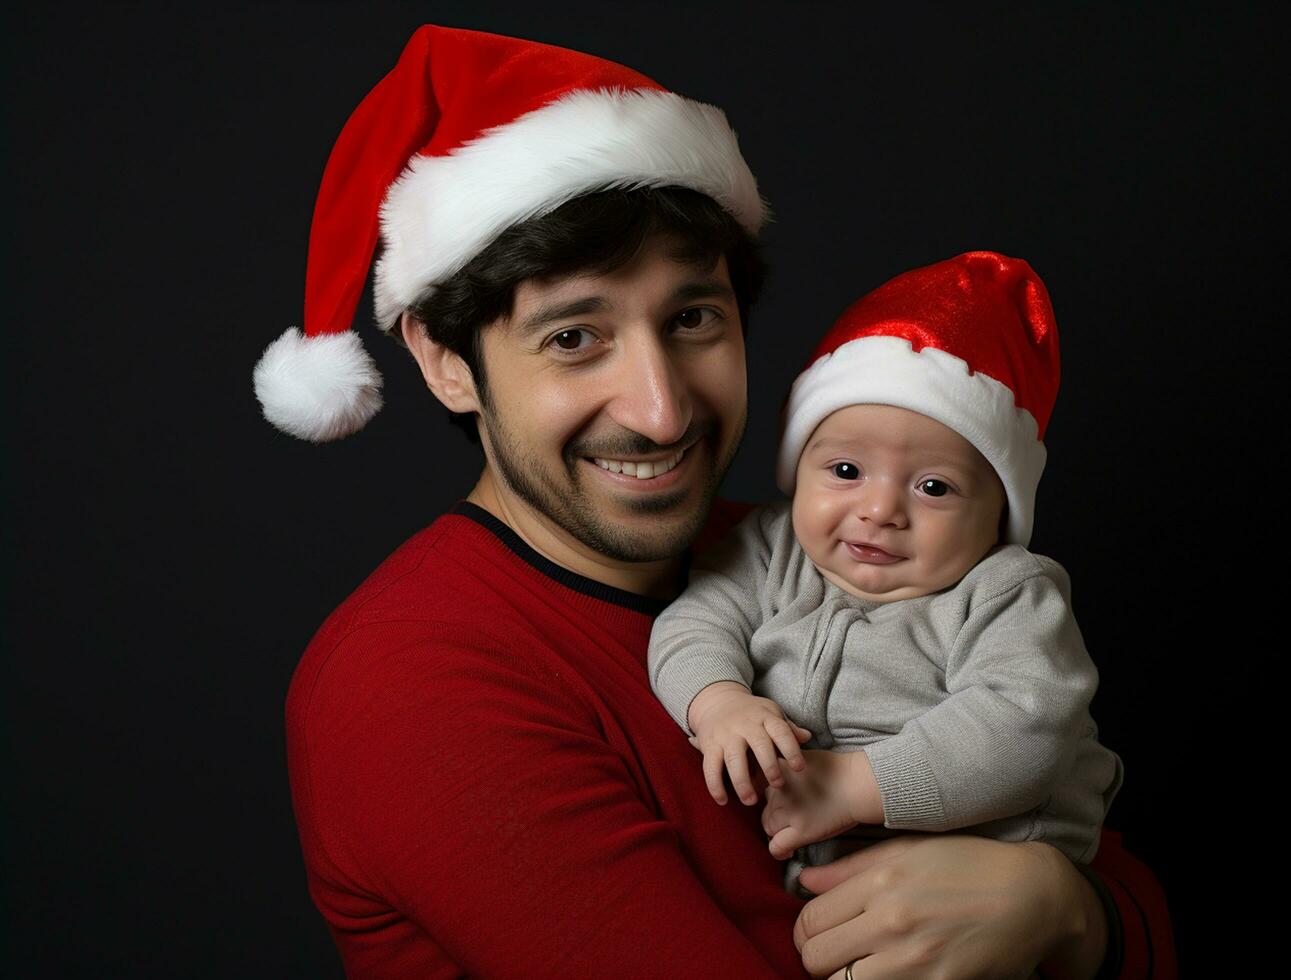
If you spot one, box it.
[298,623,791,979]
[648,506,778,735]
[863,558,1112,851]
[1090,830,1178,979]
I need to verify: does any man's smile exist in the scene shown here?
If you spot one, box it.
[590,447,686,479]
[581,443,697,491]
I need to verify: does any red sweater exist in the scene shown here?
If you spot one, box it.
[286,503,1173,978]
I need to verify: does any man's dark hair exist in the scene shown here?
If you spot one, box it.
[397,186,766,441]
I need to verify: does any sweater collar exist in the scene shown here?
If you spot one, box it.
[451,501,676,617]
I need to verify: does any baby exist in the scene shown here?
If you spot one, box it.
[648,251,1122,892]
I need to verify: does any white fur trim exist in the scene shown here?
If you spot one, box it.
[253,327,383,442]
[373,88,766,328]
[776,336,1046,547]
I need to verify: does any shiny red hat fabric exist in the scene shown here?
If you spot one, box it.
[807,251,1059,437]
[253,24,764,442]
[777,252,1061,547]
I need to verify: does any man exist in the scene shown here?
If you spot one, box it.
[257,25,1170,978]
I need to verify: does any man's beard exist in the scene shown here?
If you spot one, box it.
[480,408,745,563]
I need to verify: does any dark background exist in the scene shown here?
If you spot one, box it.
[6,2,1278,974]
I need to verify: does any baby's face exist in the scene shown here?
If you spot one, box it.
[791,404,1006,603]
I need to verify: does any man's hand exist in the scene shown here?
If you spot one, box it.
[792,835,1106,979]
[762,749,884,859]
[687,681,813,805]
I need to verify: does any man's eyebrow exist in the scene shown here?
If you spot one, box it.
[515,296,609,336]
[514,279,735,337]
[672,279,736,304]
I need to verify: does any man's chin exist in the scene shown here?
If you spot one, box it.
[558,476,714,562]
[574,527,700,564]
[610,485,694,516]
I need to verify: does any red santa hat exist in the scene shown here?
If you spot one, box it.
[776,251,1060,547]
[253,24,766,442]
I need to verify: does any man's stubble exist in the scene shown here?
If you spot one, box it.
[479,403,747,564]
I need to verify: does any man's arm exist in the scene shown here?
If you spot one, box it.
[792,831,1173,980]
[1088,830,1177,979]
[297,624,799,978]
[791,836,1106,979]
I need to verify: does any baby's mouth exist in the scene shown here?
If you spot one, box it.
[844,541,904,564]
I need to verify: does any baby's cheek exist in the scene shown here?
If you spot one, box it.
[789,494,808,543]
[790,497,832,564]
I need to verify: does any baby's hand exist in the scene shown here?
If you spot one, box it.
[687,681,813,806]
[761,749,884,860]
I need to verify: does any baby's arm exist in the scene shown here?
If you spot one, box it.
[650,506,815,805]
[864,556,1111,852]
[760,747,884,858]
[688,681,812,805]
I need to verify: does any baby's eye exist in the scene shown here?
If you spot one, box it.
[831,463,860,480]
[918,479,951,497]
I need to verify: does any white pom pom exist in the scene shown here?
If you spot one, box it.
[253,328,383,442]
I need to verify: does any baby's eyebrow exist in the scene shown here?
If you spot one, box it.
[805,437,856,455]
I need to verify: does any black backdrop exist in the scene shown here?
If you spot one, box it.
[7,3,1278,975]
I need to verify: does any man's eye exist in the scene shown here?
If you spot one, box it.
[673,307,719,330]
[550,329,591,352]
[831,463,859,480]
[918,479,951,497]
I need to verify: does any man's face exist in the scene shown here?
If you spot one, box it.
[474,234,748,563]
[791,404,1005,602]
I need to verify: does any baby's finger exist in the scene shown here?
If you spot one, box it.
[767,719,808,772]
[724,744,758,806]
[793,724,813,743]
[702,747,728,805]
[748,731,784,789]
[761,792,786,836]
[768,825,801,861]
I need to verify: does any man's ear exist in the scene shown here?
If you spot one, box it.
[400,312,481,414]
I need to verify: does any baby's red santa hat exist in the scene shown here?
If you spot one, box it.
[777,252,1061,548]
[252,24,766,442]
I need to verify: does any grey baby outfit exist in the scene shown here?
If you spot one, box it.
[648,502,1122,887]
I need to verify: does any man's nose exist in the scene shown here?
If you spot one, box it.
[856,480,907,528]
[604,337,692,447]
